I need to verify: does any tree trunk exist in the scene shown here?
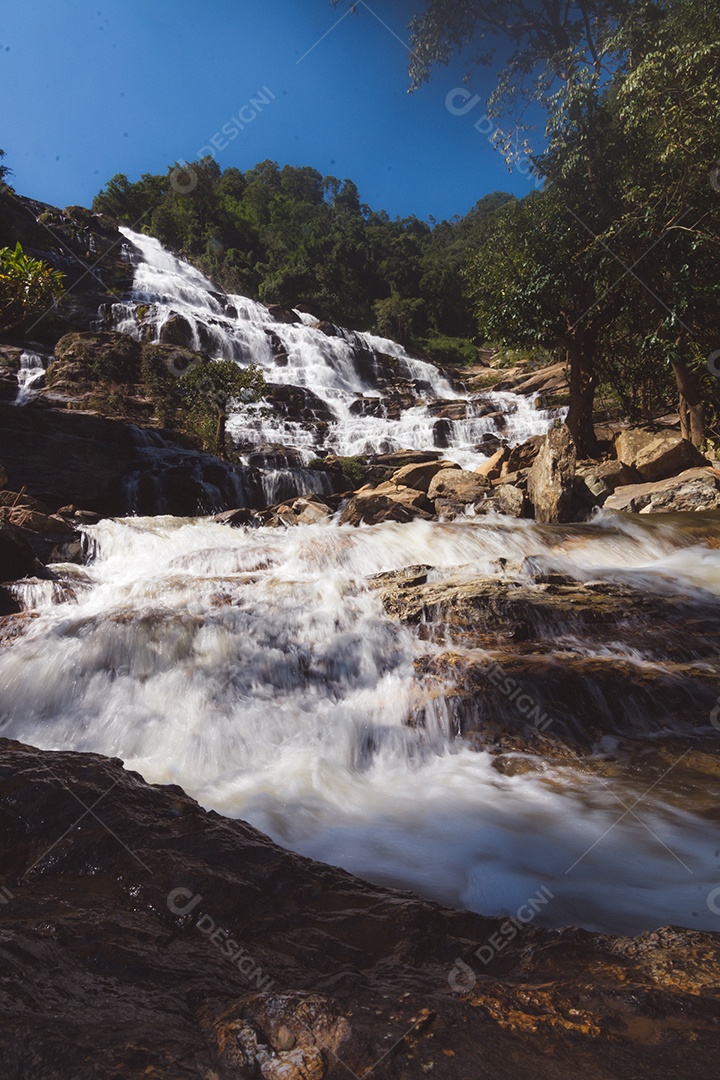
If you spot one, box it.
[565,335,598,458]
[671,357,705,446]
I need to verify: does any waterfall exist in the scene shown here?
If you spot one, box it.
[113,227,561,473]
[2,510,719,935]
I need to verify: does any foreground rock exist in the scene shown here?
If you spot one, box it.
[0,739,718,1078]
[526,425,577,523]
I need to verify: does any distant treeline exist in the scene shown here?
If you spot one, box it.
[92,160,510,352]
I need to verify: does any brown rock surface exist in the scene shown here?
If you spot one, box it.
[526,426,577,523]
[0,739,718,1078]
[615,427,706,482]
[605,468,720,514]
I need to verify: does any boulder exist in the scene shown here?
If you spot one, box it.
[339,483,433,526]
[266,304,301,324]
[387,460,459,493]
[503,434,545,475]
[50,331,142,390]
[212,507,255,527]
[158,313,196,350]
[614,426,705,481]
[0,521,40,581]
[604,467,720,514]
[0,465,6,489]
[575,459,640,501]
[476,483,527,518]
[526,426,577,523]
[475,447,509,481]
[427,469,491,507]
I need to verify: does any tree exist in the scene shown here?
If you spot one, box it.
[177,360,266,457]
[0,242,64,336]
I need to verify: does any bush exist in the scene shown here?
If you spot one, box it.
[420,334,477,366]
[0,242,63,335]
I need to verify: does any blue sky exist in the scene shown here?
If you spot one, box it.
[1,0,539,222]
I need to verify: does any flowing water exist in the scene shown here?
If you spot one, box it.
[2,512,720,935]
[3,230,719,937]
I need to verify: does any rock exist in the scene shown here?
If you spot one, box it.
[0,490,53,516]
[387,460,460,493]
[0,401,265,517]
[50,331,142,391]
[427,469,491,509]
[426,399,468,420]
[614,426,706,481]
[373,450,440,468]
[604,467,720,514]
[526,426,577,523]
[339,484,433,526]
[158,313,196,349]
[3,509,75,535]
[0,465,7,489]
[0,740,718,1077]
[316,320,340,337]
[0,522,39,581]
[267,304,301,324]
[212,507,256,527]
[504,434,545,474]
[433,417,452,447]
[475,447,509,480]
[476,483,527,518]
[574,459,641,503]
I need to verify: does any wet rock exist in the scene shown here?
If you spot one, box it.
[388,460,460,493]
[339,483,433,526]
[604,467,720,514]
[267,304,302,324]
[614,426,706,481]
[426,399,468,420]
[0,522,39,581]
[212,507,256,527]
[432,417,452,448]
[373,450,440,468]
[381,571,720,663]
[0,740,719,1077]
[158,312,196,349]
[526,425,576,523]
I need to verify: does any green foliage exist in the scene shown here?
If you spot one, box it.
[176,360,266,454]
[373,292,425,346]
[0,241,64,335]
[94,162,511,336]
[420,334,477,366]
[335,455,368,486]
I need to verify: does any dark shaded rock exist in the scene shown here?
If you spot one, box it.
[267,304,301,325]
[427,399,468,420]
[0,740,718,1077]
[49,331,142,391]
[0,522,38,581]
[526,426,577,523]
[158,313,195,349]
[504,434,545,474]
[433,417,452,448]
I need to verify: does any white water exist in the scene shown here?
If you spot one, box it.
[2,512,720,935]
[114,228,559,470]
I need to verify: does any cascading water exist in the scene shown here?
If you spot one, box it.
[2,511,720,935]
[4,228,717,940]
[111,228,560,472]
